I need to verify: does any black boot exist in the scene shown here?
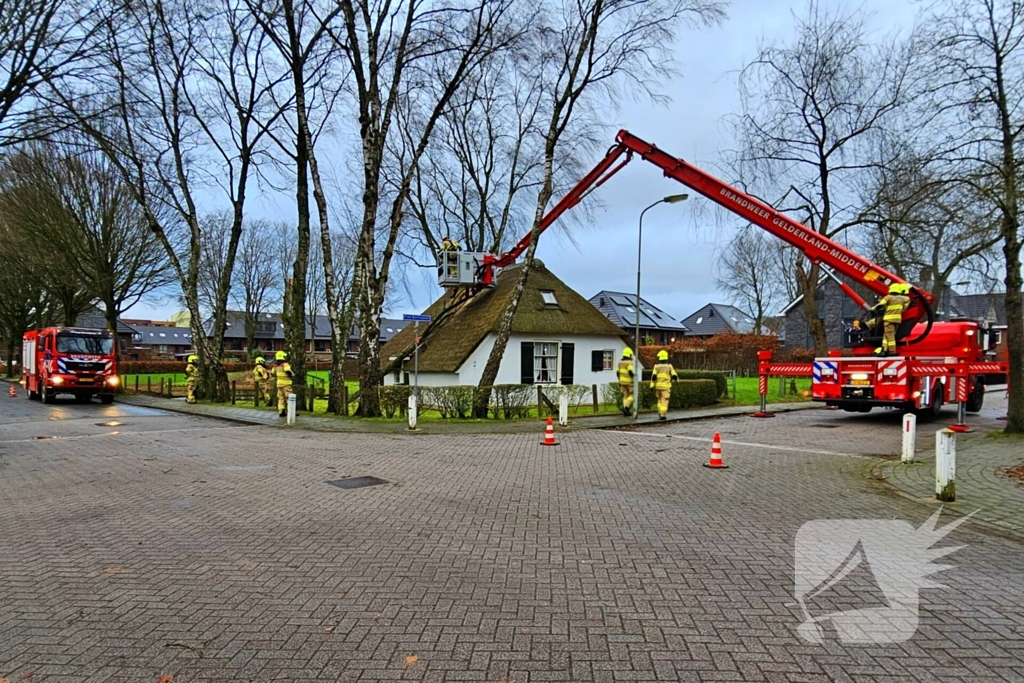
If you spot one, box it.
[621,406,630,417]
[659,415,667,421]
[279,410,286,417]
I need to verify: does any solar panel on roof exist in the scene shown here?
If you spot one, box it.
[611,296,631,306]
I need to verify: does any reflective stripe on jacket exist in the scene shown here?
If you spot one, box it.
[878,294,910,323]
[616,359,633,384]
[651,362,677,390]
[275,362,293,387]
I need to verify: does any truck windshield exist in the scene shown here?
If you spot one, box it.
[56,335,114,355]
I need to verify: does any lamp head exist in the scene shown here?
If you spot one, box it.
[663,193,689,204]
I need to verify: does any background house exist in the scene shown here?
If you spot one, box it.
[681,303,762,338]
[212,312,408,360]
[381,261,632,387]
[128,325,194,360]
[588,290,688,345]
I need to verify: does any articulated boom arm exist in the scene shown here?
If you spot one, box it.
[485,129,933,324]
[612,131,934,313]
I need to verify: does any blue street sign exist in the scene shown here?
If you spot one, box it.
[402,314,431,322]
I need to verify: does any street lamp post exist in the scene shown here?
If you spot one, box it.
[634,194,689,419]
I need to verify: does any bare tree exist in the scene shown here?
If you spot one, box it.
[472,0,725,417]
[336,0,517,417]
[859,144,1001,298]
[729,1,918,355]
[716,227,788,334]
[405,51,548,261]
[0,0,106,145]
[0,148,96,325]
[3,138,172,361]
[920,0,1024,432]
[245,0,345,411]
[51,0,284,401]
[233,219,281,359]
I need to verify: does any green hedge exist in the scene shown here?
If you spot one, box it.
[607,379,718,410]
[640,370,728,397]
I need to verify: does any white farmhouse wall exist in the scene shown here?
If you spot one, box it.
[384,334,630,387]
[383,370,459,387]
[457,333,626,386]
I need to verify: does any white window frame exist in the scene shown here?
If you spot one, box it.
[602,350,614,371]
[534,341,559,384]
[540,290,558,306]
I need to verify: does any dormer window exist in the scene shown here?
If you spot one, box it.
[540,290,558,306]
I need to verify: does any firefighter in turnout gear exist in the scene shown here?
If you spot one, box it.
[252,356,269,406]
[869,283,911,356]
[650,349,678,420]
[440,235,460,280]
[617,348,635,417]
[185,355,198,404]
[274,350,293,416]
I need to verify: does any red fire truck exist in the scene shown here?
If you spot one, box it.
[435,129,1008,423]
[22,327,119,404]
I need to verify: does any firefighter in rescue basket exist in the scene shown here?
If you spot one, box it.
[868,283,910,356]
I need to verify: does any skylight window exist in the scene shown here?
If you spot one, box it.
[541,290,558,306]
[696,317,703,324]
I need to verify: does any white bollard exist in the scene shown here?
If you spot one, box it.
[901,413,917,463]
[558,392,569,427]
[286,393,296,425]
[408,393,418,430]
[935,428,956,502]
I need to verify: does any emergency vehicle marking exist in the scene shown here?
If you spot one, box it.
[812,361,838,382]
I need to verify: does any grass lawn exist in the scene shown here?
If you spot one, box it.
[726,376,812,405]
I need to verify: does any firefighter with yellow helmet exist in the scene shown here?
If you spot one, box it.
[869,282,911,356]
[252,356,269,406]
[274,350,293,416]
[650,349,678,420]
[616,348,635,416]
[185,354,198,404]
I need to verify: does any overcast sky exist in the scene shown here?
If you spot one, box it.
[125,0,920,325]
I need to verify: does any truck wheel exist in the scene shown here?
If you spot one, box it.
[42,385,55,404]
[100,394,114,405]
[966,379,985,413]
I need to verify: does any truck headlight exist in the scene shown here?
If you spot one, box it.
[51,376,64,385]
[106,377,120,386]
[850,372,869,381]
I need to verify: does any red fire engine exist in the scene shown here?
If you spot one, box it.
[437,129,1008,423]
[22,327,119,404]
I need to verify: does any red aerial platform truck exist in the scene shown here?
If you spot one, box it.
[436,129,1008,424]
[22,327,119,404]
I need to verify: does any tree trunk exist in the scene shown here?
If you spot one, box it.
[796,262,828,355]
[103,301,120,369]
[1002,216,1024,432]
[355,293,381,416]
[245,317,256,363]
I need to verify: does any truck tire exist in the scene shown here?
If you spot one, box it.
[42,385,55,404]
[100,394,114,405]
[966,379,985,413]
[925,387,942,419]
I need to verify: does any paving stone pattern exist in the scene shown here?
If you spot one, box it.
[1,397,1023,682]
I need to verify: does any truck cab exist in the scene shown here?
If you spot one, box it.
[22,327,119,404]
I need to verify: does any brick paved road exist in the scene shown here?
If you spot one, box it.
[2,390,1023,682]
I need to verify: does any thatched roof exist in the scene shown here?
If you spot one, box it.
[381,261,626,373]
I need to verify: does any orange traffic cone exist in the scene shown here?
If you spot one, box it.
[703,432,728,469]
[9,383,16,398]
[541,416,558,446]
